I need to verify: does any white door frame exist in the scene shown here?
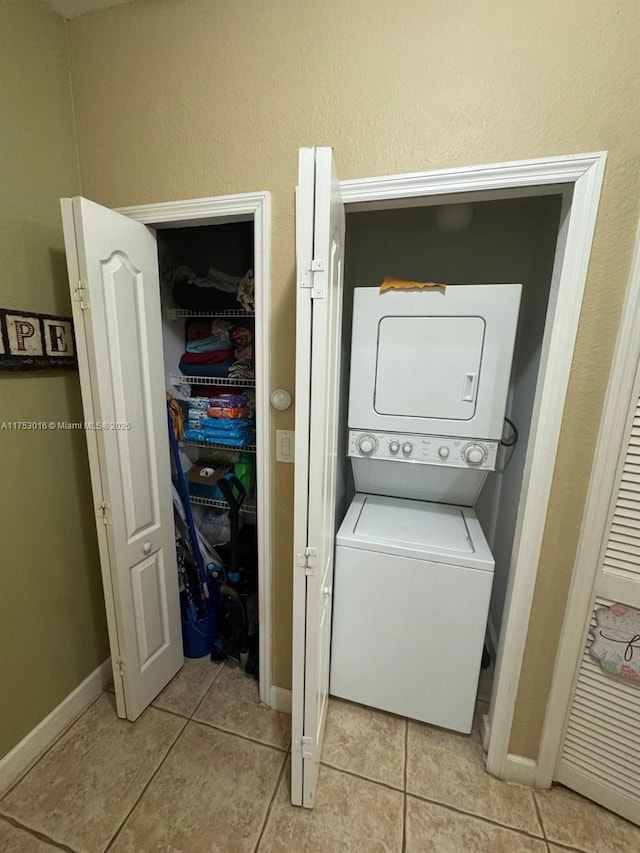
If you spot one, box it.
[117,191,274,706]
[340,151,606,780]
[536,218,640,787]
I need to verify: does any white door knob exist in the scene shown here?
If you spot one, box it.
[323,586,332,596]
[143,542,152,554]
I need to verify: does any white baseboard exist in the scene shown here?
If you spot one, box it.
[501,753,538,786]
[270,685,292,714]
[0,658,112,796]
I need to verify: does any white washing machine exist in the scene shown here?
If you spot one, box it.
[329,284,522,733]
[330,494,494,733]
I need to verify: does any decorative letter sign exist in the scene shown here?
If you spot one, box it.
[0,308,77,371]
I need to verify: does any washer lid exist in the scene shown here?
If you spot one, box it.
[337,493,494,571]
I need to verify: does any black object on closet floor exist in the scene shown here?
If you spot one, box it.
[211,476,259,679]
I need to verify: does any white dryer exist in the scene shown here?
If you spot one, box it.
[348,285,522,441]
[330,494,494,733]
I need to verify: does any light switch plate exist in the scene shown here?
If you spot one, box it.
[276,429,294,463]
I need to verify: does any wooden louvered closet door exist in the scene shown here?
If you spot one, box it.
[556,379,640,825]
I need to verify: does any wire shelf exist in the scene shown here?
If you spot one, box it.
[169,308,254,319]
[180,440,256,453]
[171,374,256,388]
[189,495,257,515]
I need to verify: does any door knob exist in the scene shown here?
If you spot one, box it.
[143,542,152,554]
[323,586,332,596]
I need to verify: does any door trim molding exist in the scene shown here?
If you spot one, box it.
[117,192,274,706]
[535,217,640,787]
[340,152,607,779]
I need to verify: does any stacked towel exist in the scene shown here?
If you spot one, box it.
[184,421,254,447]
[179,319,254,380]
[184,393,254,447]
[179,319,234,377]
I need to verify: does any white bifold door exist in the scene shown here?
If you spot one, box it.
[555,353,640,825]
[291,148,345,807]
[61,197,183,721]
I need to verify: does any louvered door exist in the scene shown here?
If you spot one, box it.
[556,385,640,824]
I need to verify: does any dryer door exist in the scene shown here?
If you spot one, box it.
[374,315,485,420]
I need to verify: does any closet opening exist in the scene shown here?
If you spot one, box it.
[157,219,262,685]
[331,188,566,733]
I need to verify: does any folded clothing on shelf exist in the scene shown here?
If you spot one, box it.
[207,406,249,419]
[179,357,235,378]
[184,415,255,448]
[228,361,254,381]
[180,349,234,365]
[187,396,211,410]
[179,318,254,379]
[186,319,233,347]
[237,270,255,312]
[170,266,242,310]
[208,393,247,408]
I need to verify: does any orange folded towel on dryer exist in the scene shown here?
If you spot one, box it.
[379,277,446,293]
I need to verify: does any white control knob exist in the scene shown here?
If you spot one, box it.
[389,440,400,454]
[463,443,487,466]
[438,446,450,459]
[357,434,378,455]
[402,442,413,456]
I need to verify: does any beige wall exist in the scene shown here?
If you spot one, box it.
[0,0,109,759]
[66,0,640,759]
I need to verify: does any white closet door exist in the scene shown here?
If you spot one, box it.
[291,148,345,808]
[61,197,183,722]
[556,376,640,824]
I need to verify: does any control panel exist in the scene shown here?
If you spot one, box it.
[348,430,499,470]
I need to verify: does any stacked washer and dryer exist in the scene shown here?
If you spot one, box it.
[330,284,522,734]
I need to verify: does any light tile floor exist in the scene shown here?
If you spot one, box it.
[1,659,639,853]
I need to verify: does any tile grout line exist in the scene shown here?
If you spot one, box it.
[148,704,190,723]
[0,813,79,853]
[399,787,548,845]
[149,659,226,721]
[190,716,290,754]
[0,691,105,805]
[532,789,551,846]
[531,789,591,853]
[530,792,595,853]
[189,661,228,720]
[103,716,189,852]
[188,660,229,722]
[543,842,593,853]
[252,750,288,853]
[402,718,408,852]
[318,759,404,794]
